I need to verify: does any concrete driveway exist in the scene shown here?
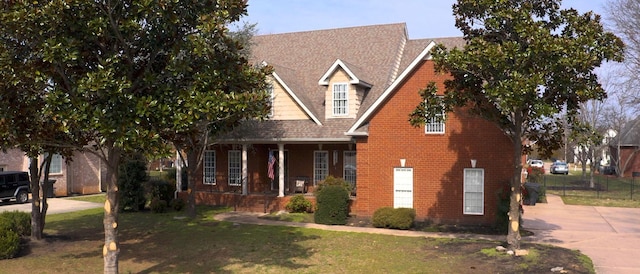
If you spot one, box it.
[0,197,102,215]
[523,195,640,274]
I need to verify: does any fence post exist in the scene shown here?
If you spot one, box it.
[633,172,640,200]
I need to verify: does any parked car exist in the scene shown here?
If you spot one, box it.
[528,159,544,169]
[0,171,31,204]
[550,161,569,175]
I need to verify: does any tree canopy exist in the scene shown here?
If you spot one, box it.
[410,0,623,250]
[0,1,269,273]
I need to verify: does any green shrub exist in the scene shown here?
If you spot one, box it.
[171,198,186,211]
[145,178,176,203]
[314,184,350,225]
[315,176,352,193]
[150,198,168,213]
[0,211,31,237]
[372,207,415,230]
[286,195,313,213]
[0,228,20,260]
[118,153,148,212]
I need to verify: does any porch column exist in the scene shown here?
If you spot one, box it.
[242,144,248,195]
[176,150,182,193]
[278,143,285,197]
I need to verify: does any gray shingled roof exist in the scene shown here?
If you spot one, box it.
[220,23,465,142]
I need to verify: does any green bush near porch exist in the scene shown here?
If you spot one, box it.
[314,183,350,225]
[286,195,313,213]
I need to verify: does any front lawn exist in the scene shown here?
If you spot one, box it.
[1,206,594,273]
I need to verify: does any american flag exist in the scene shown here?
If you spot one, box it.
[268,153,276,180]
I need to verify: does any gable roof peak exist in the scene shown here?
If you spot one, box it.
[318,59,372,88]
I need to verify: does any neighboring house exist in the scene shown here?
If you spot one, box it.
[610,119,640,177]
[187,23,515,225]
[0,149,106,196]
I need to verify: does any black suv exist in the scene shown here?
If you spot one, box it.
[0,171,31,204]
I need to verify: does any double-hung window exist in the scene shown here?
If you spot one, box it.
[463,168,484,215]
[228,150,241,186]
[203,150,216,185]
[425,97,445,134]
[313,151,329,185]
[343,151,356,187]
[332,83,348,116]
[44,153,63,174]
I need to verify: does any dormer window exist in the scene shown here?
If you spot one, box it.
[332,83,348,116]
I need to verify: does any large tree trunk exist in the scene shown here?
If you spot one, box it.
[29,154,53,240]
[39,155,52,237]
[507,116,524,251]
[186,149,199,219]
[103,146,122,274]
[29,157,43,240]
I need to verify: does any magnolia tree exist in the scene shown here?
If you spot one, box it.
[410,0,623,250]
[0,6,91,240]
[0,1,265,273]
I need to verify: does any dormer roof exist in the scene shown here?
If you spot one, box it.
[318,59,372,88]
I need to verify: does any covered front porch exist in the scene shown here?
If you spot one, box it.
[180,140,357,210]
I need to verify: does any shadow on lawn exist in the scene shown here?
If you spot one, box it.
[42,208,319,273]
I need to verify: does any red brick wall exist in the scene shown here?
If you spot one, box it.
[353,60,514,225]
[620,147,640,177]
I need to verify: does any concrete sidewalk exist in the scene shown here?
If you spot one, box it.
[0,197,102,214]
[522,195,640,274]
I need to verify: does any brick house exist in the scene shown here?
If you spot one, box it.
[0,149,106,197]
[188,23,515,225]
[610,118,640,177]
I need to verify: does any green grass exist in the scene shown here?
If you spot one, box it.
[542,173,640,208]
[64,193,106,203]
[1,206,594,273]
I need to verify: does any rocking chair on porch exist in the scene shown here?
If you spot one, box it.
[294,176,309,194]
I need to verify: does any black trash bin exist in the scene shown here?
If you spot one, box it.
[524,182,540,206]
[43,180,56,198]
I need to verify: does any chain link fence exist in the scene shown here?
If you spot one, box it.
[542,172,640,200]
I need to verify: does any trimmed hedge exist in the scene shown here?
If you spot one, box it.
[0,211,30,259]
[372,207,416,230]
[0,211,31,237]
[0,228,20,259]
[314,184,350,225]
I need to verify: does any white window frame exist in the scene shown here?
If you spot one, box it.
[228,150,242,186]
[203,150,216,185]
[425,98,445,134]
[463,168,484,215]
[313,151,329,185]
[44,153,63,174]
[332,83,348,116]
[343,151,356,186]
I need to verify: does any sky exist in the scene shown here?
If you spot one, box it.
[242,0,610,39]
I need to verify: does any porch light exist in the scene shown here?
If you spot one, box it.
[471,159,477,168]
[400,159,406,167]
